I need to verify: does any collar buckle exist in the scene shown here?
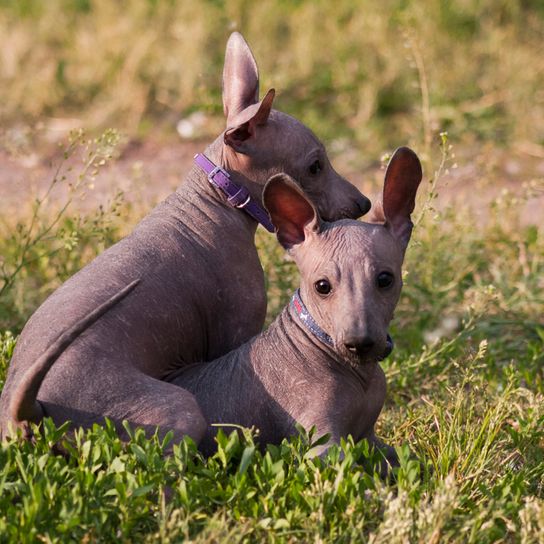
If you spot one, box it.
[194,153,276,233]
[206,164,230,186]
[235,195,251,208]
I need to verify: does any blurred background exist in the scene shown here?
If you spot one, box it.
[0,0,542,213]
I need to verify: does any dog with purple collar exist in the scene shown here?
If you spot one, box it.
[1,32,370,445]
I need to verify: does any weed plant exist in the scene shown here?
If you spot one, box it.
[0,129,124,330]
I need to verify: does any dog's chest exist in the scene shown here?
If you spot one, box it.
[316,365,387,441]
[346,366,387,439]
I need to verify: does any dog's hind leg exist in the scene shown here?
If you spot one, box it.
[38,364,207,450]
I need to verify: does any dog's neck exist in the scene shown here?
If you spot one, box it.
[179,135,267,211]
[169,136,262,238]
[250,302,381,393]
[171,293,380,405]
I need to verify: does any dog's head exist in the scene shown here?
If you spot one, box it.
[221,32,370,221]
[263,147,422,365]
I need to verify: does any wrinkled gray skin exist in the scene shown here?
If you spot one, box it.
[0,33,370,443]
[170,148,422,463]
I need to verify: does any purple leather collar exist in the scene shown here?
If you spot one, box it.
[194,153,275,233]
[291,289,394,359]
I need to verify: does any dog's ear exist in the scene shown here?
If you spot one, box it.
[223,89,275,151]
[263,174,321,250]
[382,147,422,252]
[223,32,260,123]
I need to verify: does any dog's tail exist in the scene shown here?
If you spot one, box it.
[5,279,140,436]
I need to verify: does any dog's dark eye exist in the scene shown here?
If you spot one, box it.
[309,159,322,175]
[376,271,394,289]
[314,279,332,295]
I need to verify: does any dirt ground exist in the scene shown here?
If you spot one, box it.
[1,131,543,227]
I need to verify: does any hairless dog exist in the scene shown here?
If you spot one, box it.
[0,33,369,443]
[4,148,421,468]
[170,147,422,462]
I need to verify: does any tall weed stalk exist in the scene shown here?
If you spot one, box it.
[0,129,123,330]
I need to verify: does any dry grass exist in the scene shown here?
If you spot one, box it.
[0,1,542,159]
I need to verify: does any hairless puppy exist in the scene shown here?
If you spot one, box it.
[169,147,422,462]
[0,33,370,443]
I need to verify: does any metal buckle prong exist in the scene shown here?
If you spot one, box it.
[207,165,229,184]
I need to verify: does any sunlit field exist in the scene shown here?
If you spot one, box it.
[1,1,543,542]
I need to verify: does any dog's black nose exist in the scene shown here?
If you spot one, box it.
[345,336,375,356]
[354,195,371,217]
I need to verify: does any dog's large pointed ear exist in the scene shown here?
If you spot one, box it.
[382,147,422,253]
[222,33,275,152]
[263,174,321,250]
[223,88,275,152]
[223,32,259,121]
